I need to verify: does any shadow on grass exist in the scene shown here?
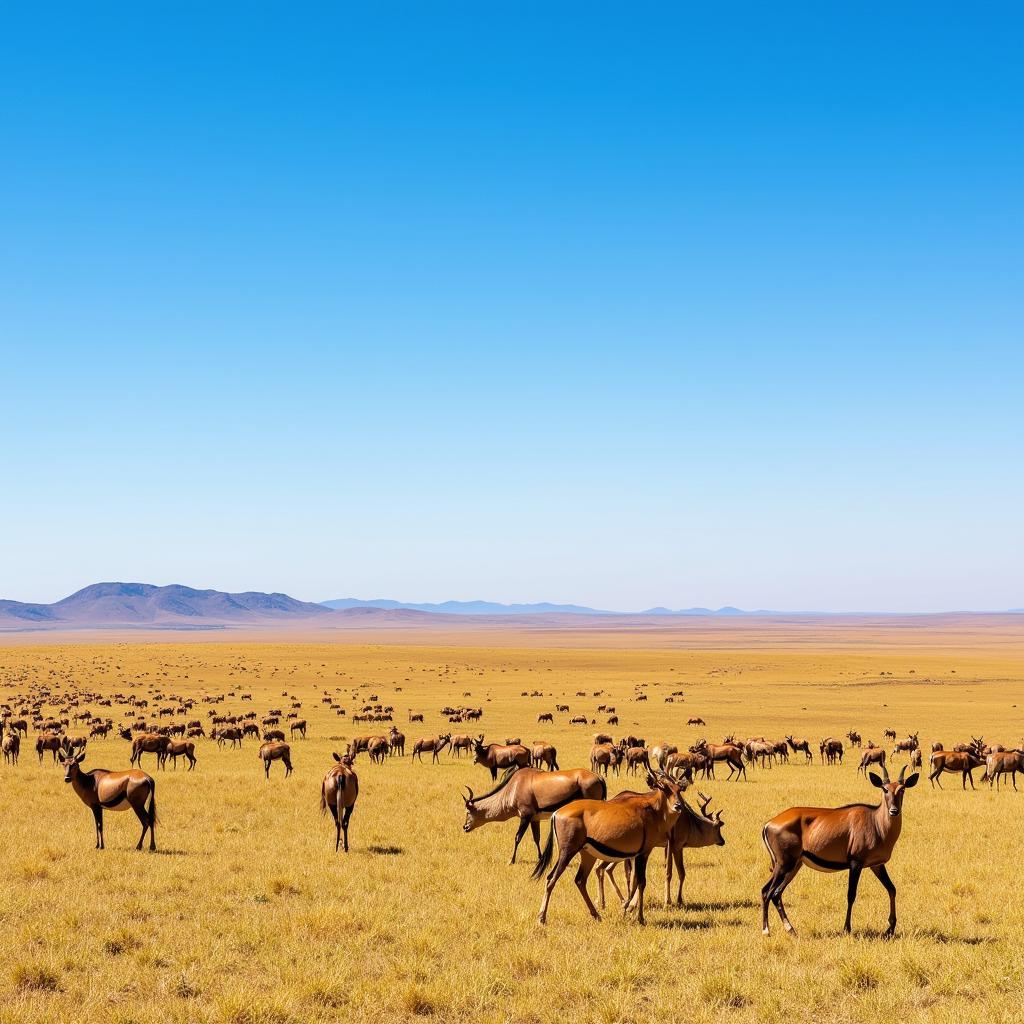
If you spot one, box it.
[651,917,745,930]
[683,899,759,912]
[367,845,404,856]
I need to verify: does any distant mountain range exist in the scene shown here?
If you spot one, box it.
[321,597,756,616]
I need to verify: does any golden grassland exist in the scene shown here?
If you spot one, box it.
[1,625,1022,1024]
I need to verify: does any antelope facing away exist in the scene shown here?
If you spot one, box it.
[59,740,158,851]
[761,763,918,937]
[321,753,359,851]
[463,766,606,863]
[532,771,687,925]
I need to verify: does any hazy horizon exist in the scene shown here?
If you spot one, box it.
[3,7,1021,613]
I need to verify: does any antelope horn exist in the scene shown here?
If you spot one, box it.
[463,786,474,804]
[881,761,890,782]
[898,764,907,783]
[715,810,723,822]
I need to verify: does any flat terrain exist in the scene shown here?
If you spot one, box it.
[1,620,1022,1024]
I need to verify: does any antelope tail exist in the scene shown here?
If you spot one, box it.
[319,781,327,816]
[531,820,556,881]
[597,776,608,801]
[148,784,159,826]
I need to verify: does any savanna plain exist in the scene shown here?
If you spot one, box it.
[1,619,1022,1024]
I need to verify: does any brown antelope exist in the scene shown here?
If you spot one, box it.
[531,741,559,771]
[263,728,285,741]
[691,739,746,781]
[928,749,983,789]
[893,732,919,755]
[36,731,64,763]
[910,748,922,770]
[162,740,197,771]
[589,742,622,777]
[537,713,553,724]
[761,763,918,937]
[59,740,158,851]
[411,734,451,763]
[367,736,389,763]
[857,746,886,774]
[819,738,844,765]
[258,740,293,778]
[289,719,307,739]
[2,731,20,765]
[649,742,678,771]
[450,733,473,758]
[532,771,688,925]
[473,737,531,780]
[786,736,813,763]
[462,766,607,863]
[321,753,359,851]
[347,735,374,757]
[984,749,1024,790]
[846,730,862,748]
[131,733,170,768]
[388,727,405,756]
[597,790,726,909]
[884,728,897,741]
[624,746,651,776]
[687,717,706,726]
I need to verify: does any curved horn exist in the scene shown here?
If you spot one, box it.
[880,761,890,782]
[898,764,907,783]
[715,810,723,822]
[463,786,474,804]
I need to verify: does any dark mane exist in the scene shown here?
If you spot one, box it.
[469,764,521,803]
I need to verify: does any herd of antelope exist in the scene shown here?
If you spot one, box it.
[3,682,1022,937]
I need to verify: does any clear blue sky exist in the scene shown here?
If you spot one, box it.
[2,4,1021,611]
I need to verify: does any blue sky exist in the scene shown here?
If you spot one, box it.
[2,4,1021,611]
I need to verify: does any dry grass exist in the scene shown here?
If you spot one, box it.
[0,631,1022,1024]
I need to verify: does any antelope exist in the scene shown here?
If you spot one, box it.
[846,730,862,748]
[761,764,919,937]
[263,729,285,742]
[531,741,559,771]
[786,736,813,763]
[857,746,886,774]
[411,734,451,763]
[347,735,374,757]
[59,740,158,851]
[624,746,651,776]
[2,731,20,765]
[258,740,293,778]
[691,739,746,781]
[910,748,922,770]
[589,742,622,777]
[367,736,389,763]
[289,719,307,739]
[569,715,587,725]
[131,733,170,768]
[532,771,688,925]
[408,712,424,723]
[537,713,553,724]
[884,728,897,741]
[462,766,607,863]
[893,733,919,754]
[649,742,678,771]
[450,734,474,758]
[928,749,983,789]
[597,790,725,908]
[472,737,531,780]
[388,727,405,756]
[321,753,359,852]
[162,740,197,771]
[819,738,844,765]
[36,731,63,763]
[985,749,1024,790]
[687,717,706,726]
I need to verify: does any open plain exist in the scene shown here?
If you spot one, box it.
[1,616,1022,1024]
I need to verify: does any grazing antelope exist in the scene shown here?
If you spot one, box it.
[687,717,706,726]
[473,737,531,780]
[649,742,678,771]
[786,735,813,763]
[2,731,20,765]
[532,771,688,925]
[761,764,918,936]
[462,766,607,863]
[258,740,293,778]
[928,749,983,789]
[59,740,158,851]
[321,753,359,852]
[289,719,307,739]
[162,740,197,771]
[531,741,559,771]
[857,746,886,774]
[263,728,285,742]
[411,734,451,763]
[537,713,553,724]
[367,736,389,763]
[985,749,1024,790]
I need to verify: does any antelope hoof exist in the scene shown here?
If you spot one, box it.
[762,927,770,936]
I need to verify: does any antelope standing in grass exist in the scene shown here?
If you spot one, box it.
[411,734,451,763]
[258,740,292,778]
[131,733,169,768]
[928,749,983,789]
[36,731,64,763]
[472,737,531,780]
[760,763,918,937]
[289,719,307,739]
[321,753,359,852]
[59,740,158,851]
[984,749,1024,790]
[531,741,559,771]
[162,740,197,771]
[857,746,886,775]
[691,739,746,781]
[786,736,813,763]
[532,771,687,925]
[450,733,473,757]
[3,731,20,765]
[388,727,405,756]
[462,766,607,863]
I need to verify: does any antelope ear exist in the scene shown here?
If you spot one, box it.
[903,772,920,788]
[868,771,884,788]
[333,752,341,761]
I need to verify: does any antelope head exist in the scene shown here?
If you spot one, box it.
[868,762,919,816]
[462,786,488,831]
[59,741,86,782]
[646,770,687,813]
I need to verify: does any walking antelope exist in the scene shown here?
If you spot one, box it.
[411,734,451,763]
[928,749,983,789]
[320,753,359,852]
[985,749,1024,790]
[59,740,158,851]
[162,740,197,771]
[690,739,747,781]
[857,746,886,774]
[258,740,293,778]
[761,763,919,937]
[462,766,607,863]
[131,733,170,768]
[532,771,687,925]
